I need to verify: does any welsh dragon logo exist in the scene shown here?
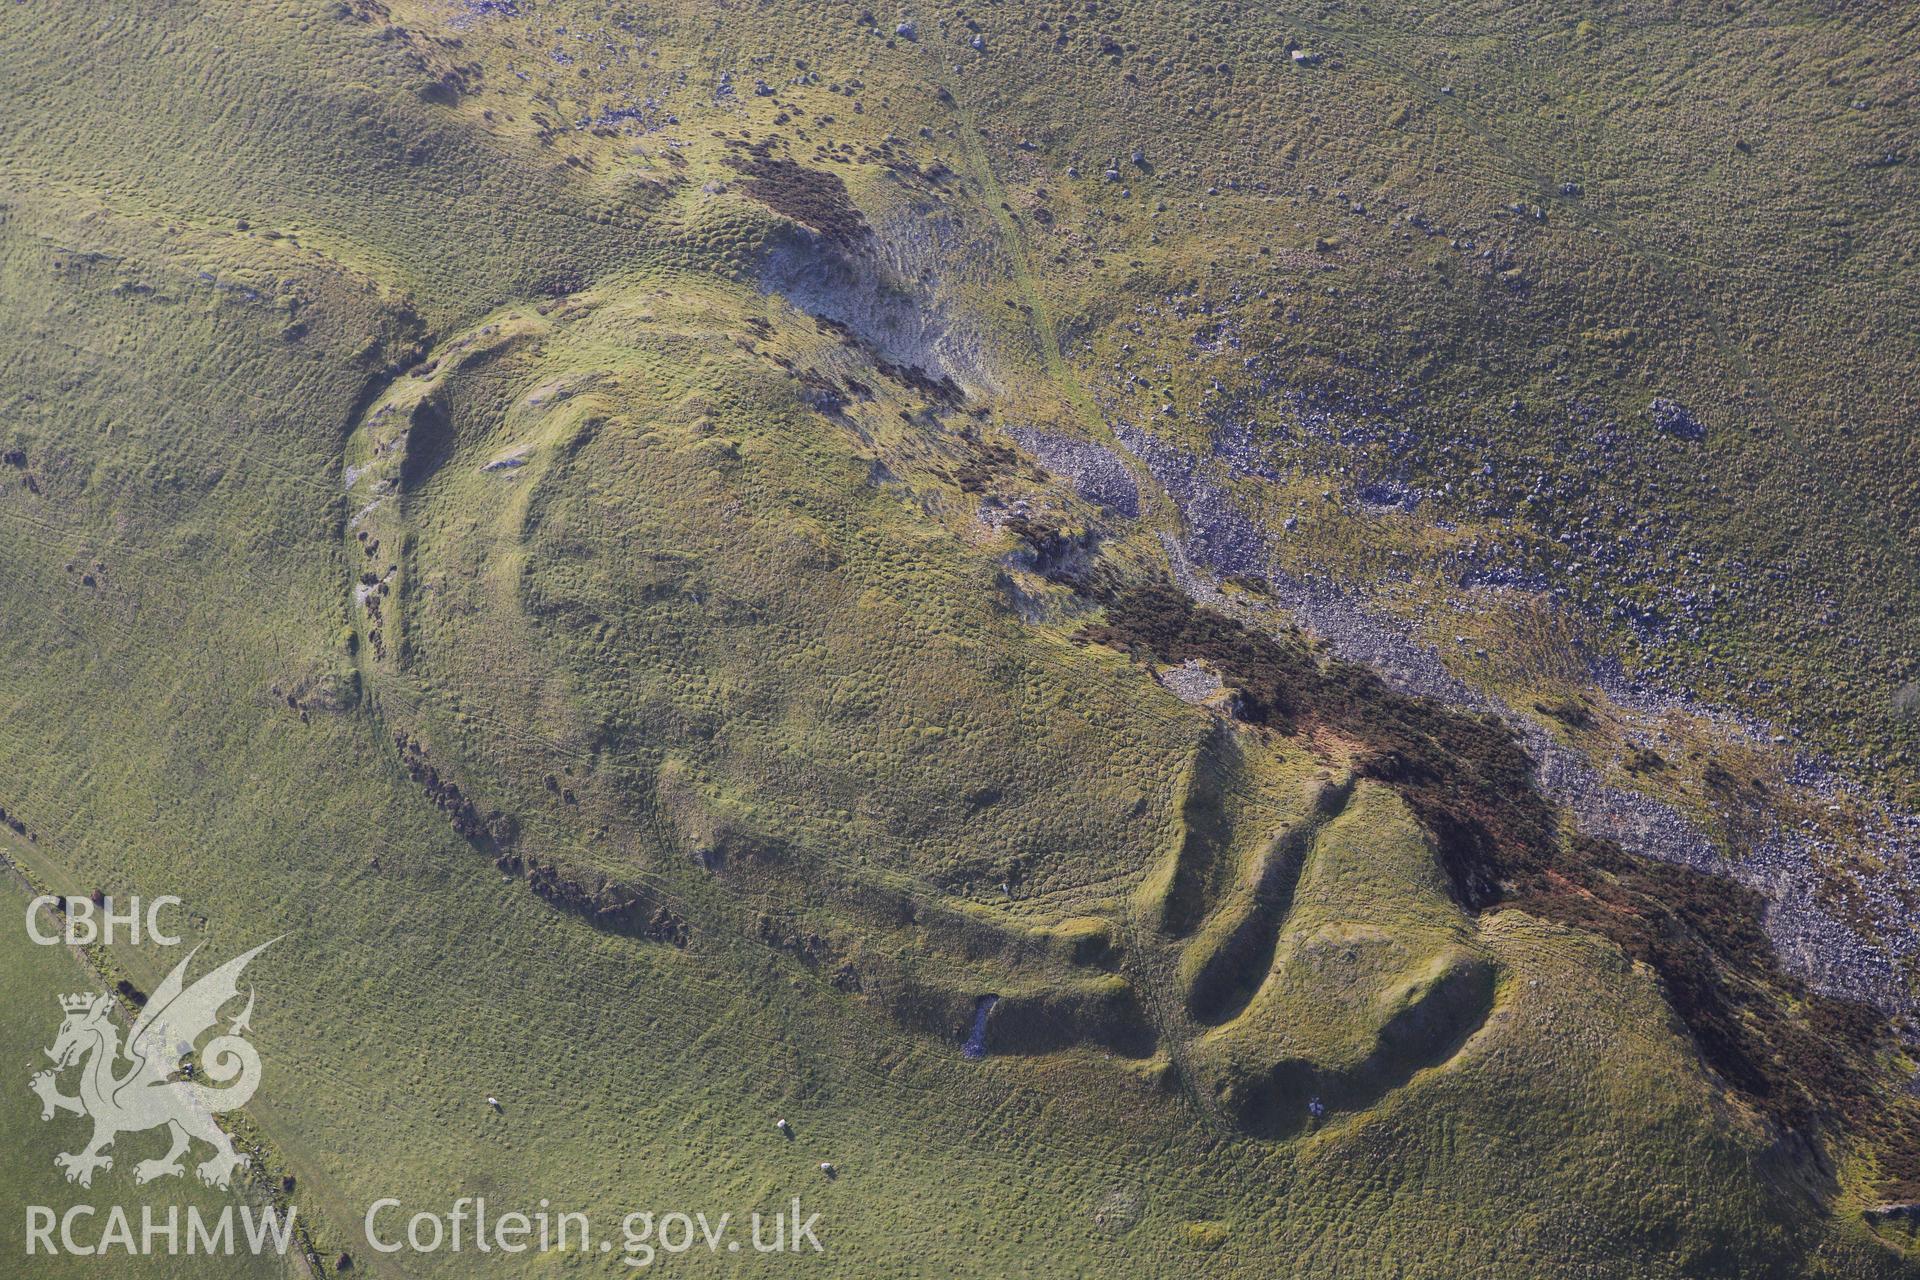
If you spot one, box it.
[29,940,274,1189]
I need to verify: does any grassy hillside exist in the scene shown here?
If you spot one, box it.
[0,884,293,1278]
[1,1,1916,1276]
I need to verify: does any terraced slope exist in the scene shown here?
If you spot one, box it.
[1,1,1916,1276]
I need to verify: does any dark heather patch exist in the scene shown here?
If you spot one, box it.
[726,155,869,247]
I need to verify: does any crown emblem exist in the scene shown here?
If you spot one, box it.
[59,993,101,1013]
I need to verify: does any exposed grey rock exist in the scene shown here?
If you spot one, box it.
[1158,659,1225,705]
[1008,428,1142,517]
[1114,422,1266,577]
[1648,397,1706,441]
[1355,481,1421,512]
[758,221,989,398]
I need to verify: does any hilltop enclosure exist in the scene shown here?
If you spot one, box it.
[1,1,1916,1276]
